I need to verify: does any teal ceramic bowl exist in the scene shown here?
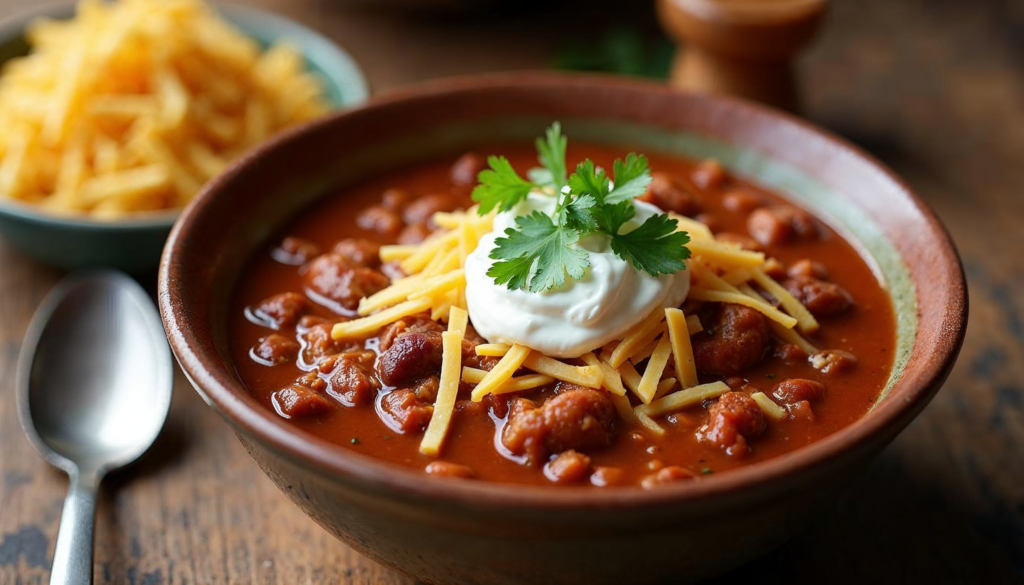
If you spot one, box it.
[0,2,368,273]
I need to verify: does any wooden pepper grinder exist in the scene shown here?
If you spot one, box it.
[656,0,828,112]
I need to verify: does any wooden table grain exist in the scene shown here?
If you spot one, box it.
[1,0,1021,583]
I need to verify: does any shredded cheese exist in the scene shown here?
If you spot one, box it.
[419,328,464,455]
[668,212,714,239]
[635,381,730,418]
[470,343,532,401]
[461,367,554,395]
[491,374,555,395]
[636,412,667,436]
[581,352,626,396]
[475,343,511,357]
[769,320,818,355]
[749,267,820,334]
[608,308,666,367]
[447,305,468,336]
[688,239,766,268]
[751,391,788,421]
[618,360,643,396]
[665,308,699,389]
[522,352,603,388]
[685,314,703,335]
[635,335,673,403]
[654,377,678,399]
[379,244,417,262]
[409,269,466,304]
[399,230,459,274]
[332,297,433,340]
[689,288,798,329]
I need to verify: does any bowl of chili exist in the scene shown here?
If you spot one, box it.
[158,73,967,584]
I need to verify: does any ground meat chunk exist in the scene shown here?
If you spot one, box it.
[303,253,389,312]
[640,466,698,489]
[784,275,853,316]
[411,376,440,403]
[747,205,818,247]
[773,378,825,404]
[357,205,403,236]
[590,466,625,487]
[378,314,445,351]
[381,188,412,210]
[332,238,381,268]
[450,152,486,186]
[397,223,432,245]
[252,334,300,365]
[381,389,434,433]
[273,384,332,418]
[425,461,475,478]
[377,331,444,387]
[722,189,763,213]
[545,450,592,484]
[809,349,858,374]
[501,389,616,464]
[640,172,701,216]
[251,292,308,329]
[299,321,343,363]
[788,400,815,421]
[774,343,809,362]
[692,304,770,376]
[324,351,379,406]
[272,237,320,265]
[787,258,829,280]
[403,193,460,227]
[691,159,726,191]
[698,392,766,456]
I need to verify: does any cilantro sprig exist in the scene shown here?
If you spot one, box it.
[471,123,691,293]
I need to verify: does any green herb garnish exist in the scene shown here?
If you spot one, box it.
[350,437,360,445]
[471,123,691,293]
[701,467,713,475]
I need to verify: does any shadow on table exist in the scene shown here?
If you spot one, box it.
[705,448,1019,585]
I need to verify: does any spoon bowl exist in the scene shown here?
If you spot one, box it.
[17,271,172,584]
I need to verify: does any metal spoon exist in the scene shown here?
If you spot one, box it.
[16,271,173,585]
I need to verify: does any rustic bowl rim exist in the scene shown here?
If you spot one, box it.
[159,72,967,510]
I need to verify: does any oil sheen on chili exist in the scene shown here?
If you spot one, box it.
[229,144,897,488]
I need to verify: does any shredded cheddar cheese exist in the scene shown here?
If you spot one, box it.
[470,343,532,401]
[665,308,699,389]
[751,392,788,421]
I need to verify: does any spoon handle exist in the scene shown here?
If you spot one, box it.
[50,472,99,585]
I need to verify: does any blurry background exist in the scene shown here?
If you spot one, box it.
[0,0,1021,583]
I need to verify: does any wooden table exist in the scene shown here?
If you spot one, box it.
[1,0,1021,583]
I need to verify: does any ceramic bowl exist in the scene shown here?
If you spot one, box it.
[0,2,368,273]
[159,74,967,584]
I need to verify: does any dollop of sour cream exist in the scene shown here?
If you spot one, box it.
[465,193,690,358]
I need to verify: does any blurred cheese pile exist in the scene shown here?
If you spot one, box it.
[0,0,331,218]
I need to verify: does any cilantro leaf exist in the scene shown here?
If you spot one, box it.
[536,122,568,190]
[609,214,691,276]
[606,153,652,202]
[563,193,597,233]
[592,198,635,234]
[488,211,590,293]
[472,155,535,214]
[527,167,555,188]
[567,159,610,202]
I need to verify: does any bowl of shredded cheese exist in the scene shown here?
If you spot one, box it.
[0,0,368,271]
